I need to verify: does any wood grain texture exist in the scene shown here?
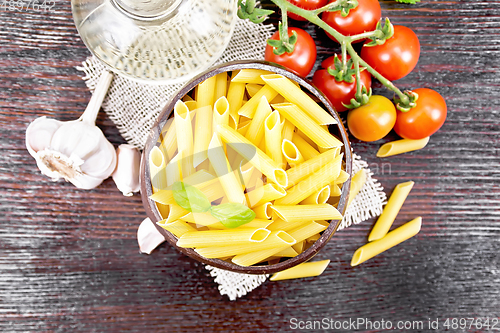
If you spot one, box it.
[1,0,500,332]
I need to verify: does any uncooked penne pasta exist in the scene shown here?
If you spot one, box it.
[159,118,177,161]
[184,100,198,111]
[376,137,430,158]
[180,212,220,226]
[265,110,284,168]
[282,119,295,142]
[245,183,286,208]
[192,106,212,167]
[261,74,337,125]
[271,204,342,223]
[270,260,330,281]
[274,247,299,257]
[208,218,273,230]
[231,69,270,84]
[266,218,309,232]
[334,170,350,185]
[165,150,183,187]
[216,124,288,188]
[232,242,294,267]
[292,132,320,160]
[157,219,197,238]
[207,133,247,205]
[286,148,338,189]
[245,83,263,98]
[164,204,190,223]
[273,103,343,149]
[287,221,329,243]
[368,181,414,242]
[174,101,194,177]
[196,75,216,108]
[213,96,230,133]
[245,96,272,146]
[275,154,342,205]
[214,72,228,101]
[253,202,272,219]
[237,84,278,118]
[282,139,304,167]
[347,169,367,207]
[226,75,246,128]
[177,228,271,248]
[149,146,169,218]
[301,185,331,204]
[194,231,294,258]
[351,217,422,266]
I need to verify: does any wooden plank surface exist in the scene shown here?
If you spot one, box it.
[1,0,500,332]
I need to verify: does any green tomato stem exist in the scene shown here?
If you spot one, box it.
[269,0,411,107]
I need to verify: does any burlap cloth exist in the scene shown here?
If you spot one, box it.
[77,18,387,301]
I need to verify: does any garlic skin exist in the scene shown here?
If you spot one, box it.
[112,144,141,196]
[25,71,117,190]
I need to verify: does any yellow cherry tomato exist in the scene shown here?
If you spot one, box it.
[347,95,397,142]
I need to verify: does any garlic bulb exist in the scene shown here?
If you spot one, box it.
[25,71,117,190]
[112,144,141,196]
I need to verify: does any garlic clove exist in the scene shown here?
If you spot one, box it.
[112,144,141,196]
[138,217,166,254]
[25,116,64,157]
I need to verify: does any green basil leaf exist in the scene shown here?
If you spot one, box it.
[172,181,211,213]
[210,203,256,229]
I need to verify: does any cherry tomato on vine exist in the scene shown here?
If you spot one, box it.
[286,0,328,21]
[360,25,420,81]
[312,55,371,112]
[265,28,317,77]
[322,0,381,42]
[347,95,396,142]
[394,88,447,140]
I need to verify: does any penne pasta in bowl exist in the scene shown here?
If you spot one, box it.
[140,61,352,275]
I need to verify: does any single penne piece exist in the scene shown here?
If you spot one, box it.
[165,150,183,187]
[265,111,284,168]
[307,233,321,242]
[159,118,177,162]
[236,120,251,136]
[174,101,195,177]
[208,218,273,230]
[194,230,293,258]
[231,69,270,84]
[237,84,278,118]
[300,185,331,204]
[149,146,169,218]
[272,103,342,148]
[196,75,216,108]
[245,96,272,146]
[214,72,228,101]
[267,218,309,232]
[296,128,317,148]
[192,105,212,168]
[282,139,304,168]
[196,159,211,172]
[292,240,305,254]
[351,217,422,266]
[164,204,190,223]
[287,221,329,243]
[177,228,271,248]
[347,169,367,208]
[329,184,342,197]
[216,124,288,188]
[232,243,294,267]
[271,204,342,223]
[238,160,256,189]
[377,137,430,158]
[245,183,287,208]
[270,260,330,281]
[226,75,246,129]
[334,169,350,185]
[180,212,220,226]
[274,247,299,257]
[157,219,197,238]
[276,154,342,205]
[207,133,247,205]
[245,83,263,98]
[184,100,198,111]
[212,96,230,133]
[261,74,337,125]
[292,132,320,161]
[182,94,194,102]
[253,202,272,220]
[281,119,295,142]
[270,95,285,104]
[368,181,414,242]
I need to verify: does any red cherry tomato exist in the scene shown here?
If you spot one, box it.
[360,25,420,81]
[394,88,447,140]
[347,95,397,142]
[312,55,371,112]
[322,0,381,42]
[265,28,317,78]
[286,0,328,21]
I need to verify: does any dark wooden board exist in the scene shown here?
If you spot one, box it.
[1,0,500,332]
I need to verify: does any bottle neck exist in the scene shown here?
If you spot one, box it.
[112,0,182,20]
